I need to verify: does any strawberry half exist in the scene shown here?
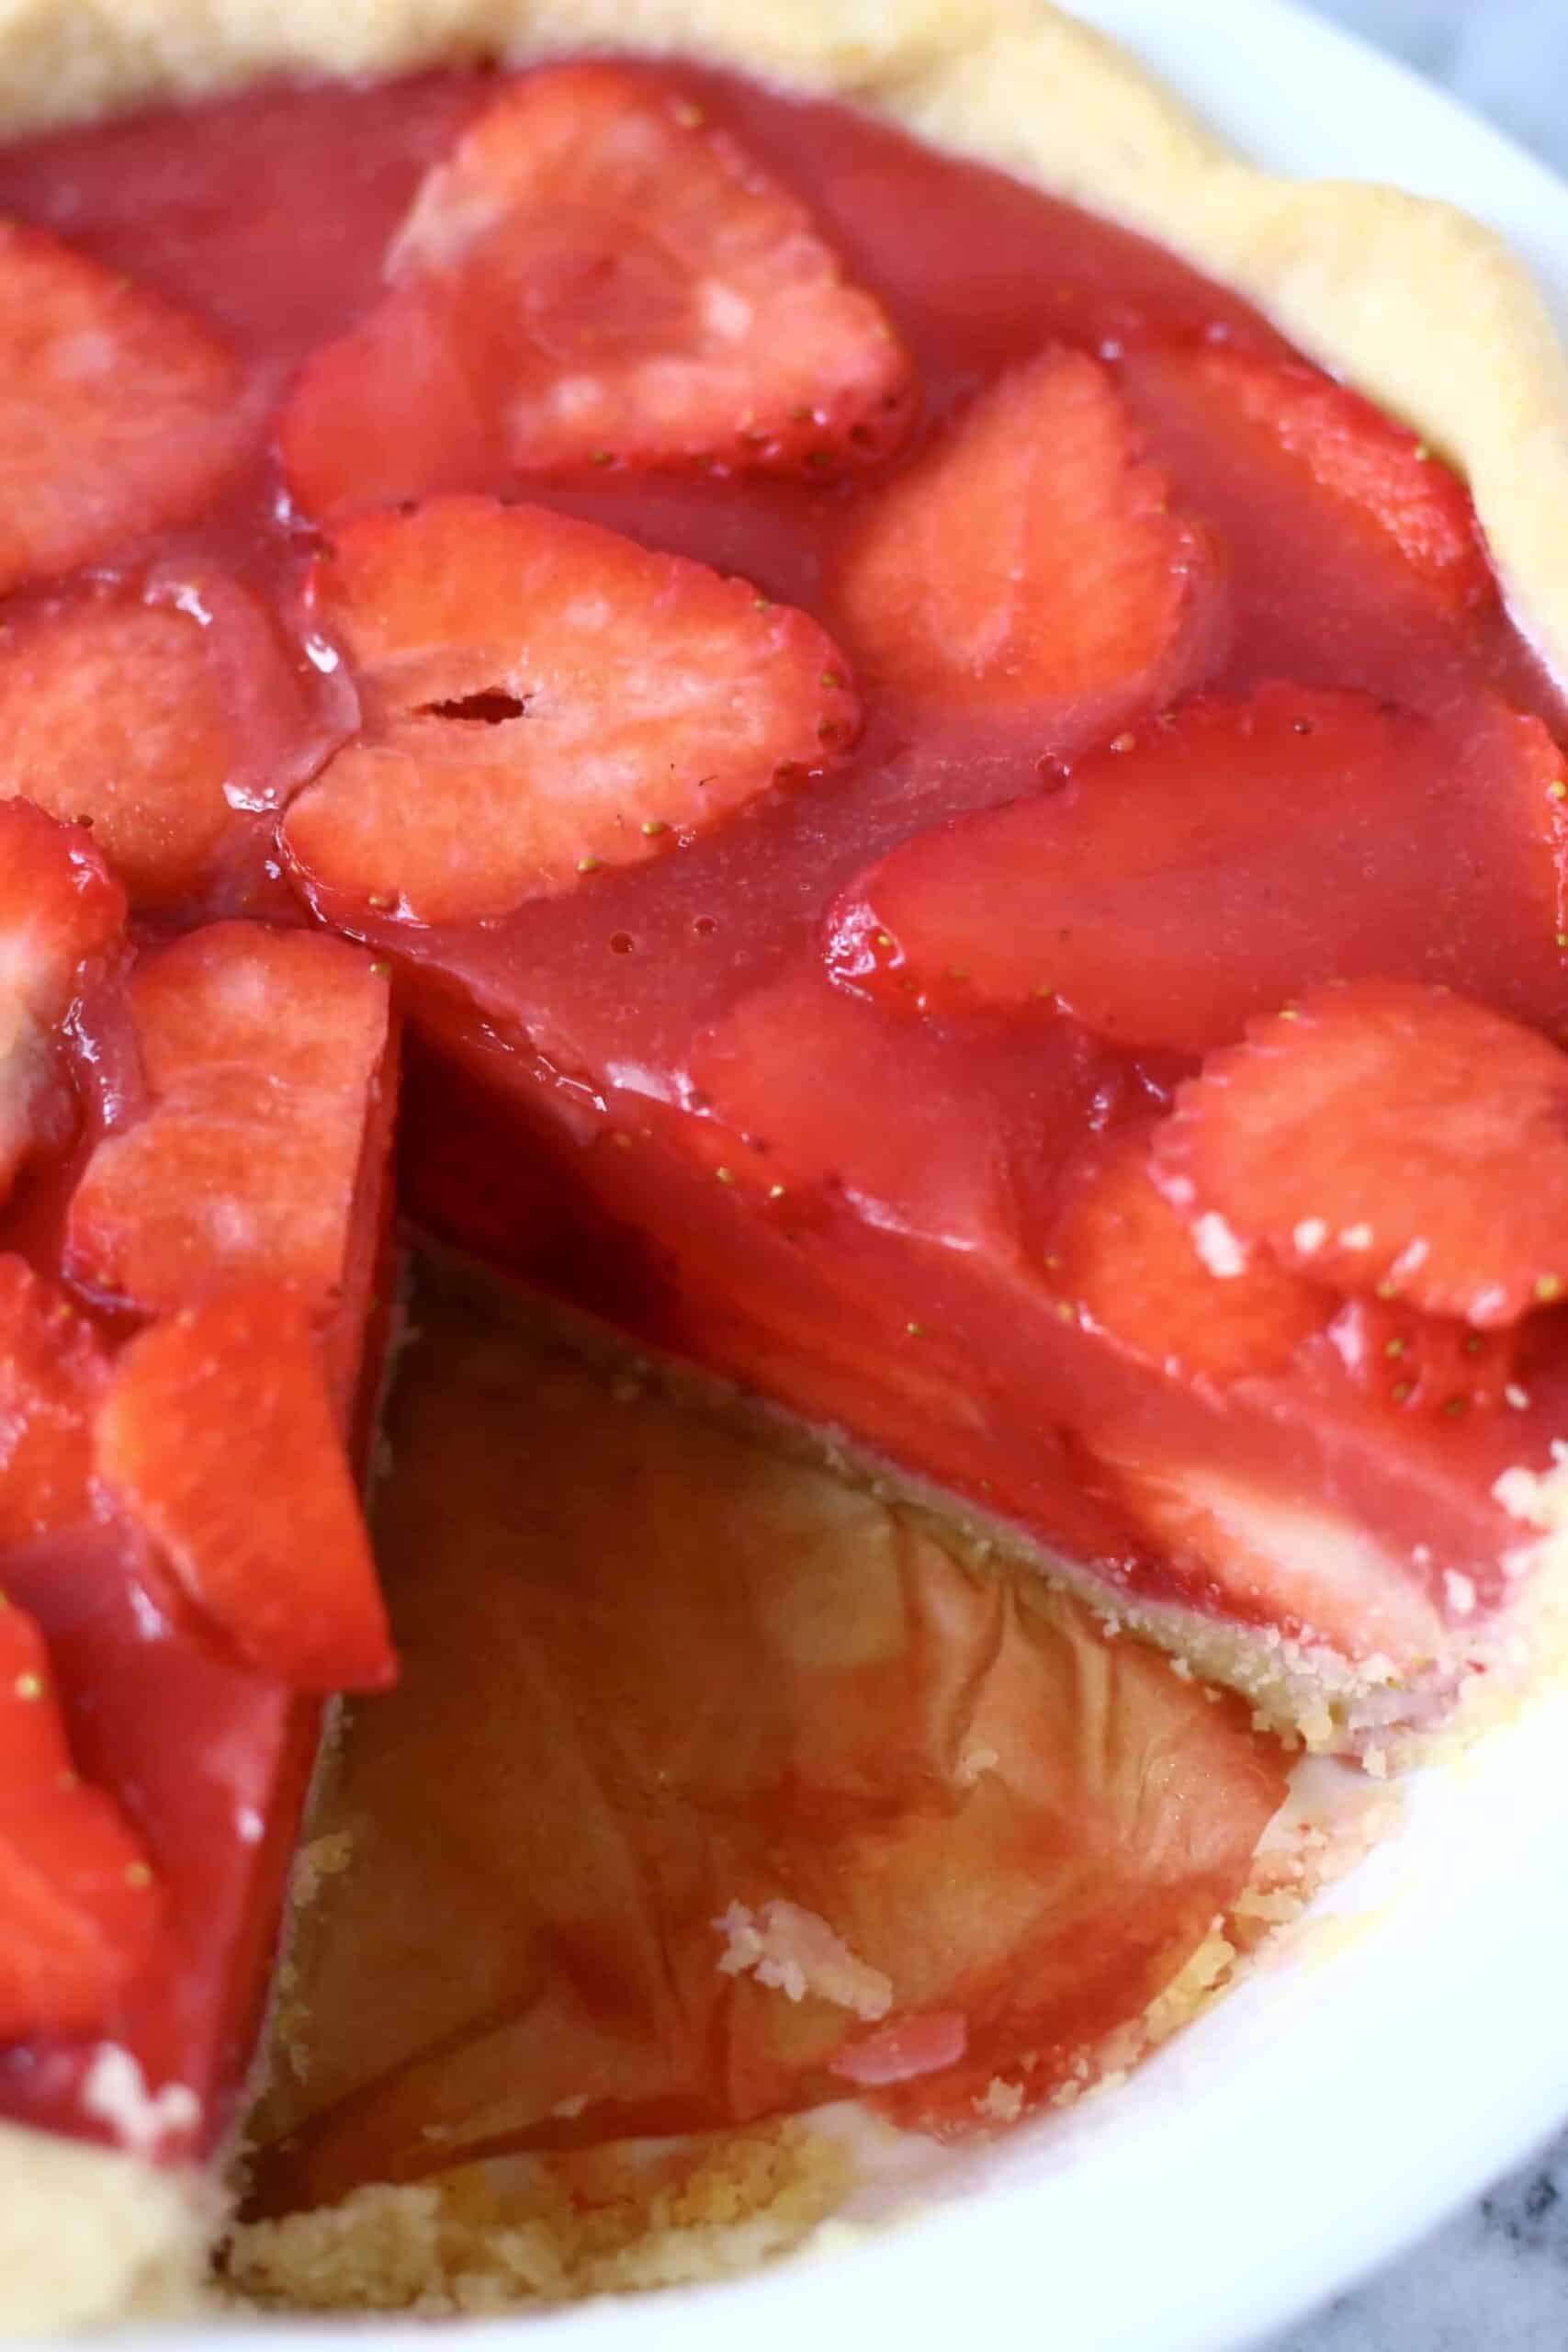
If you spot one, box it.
[96,1284,393,1691]
[0,1590,162,2040]
[281,496,859,926]
[1045,1130,1330,1386]
[0,221,246,598]
[1125,343,1491,618]
[829,347,1221,736]
[1155,981,1568,1328]
[64,924,390,1317]
[0,1257,108,1549]
[0,571,342,910]
[823,686,1568,1053]
[0,800,126,1206]
[279,64,915,514]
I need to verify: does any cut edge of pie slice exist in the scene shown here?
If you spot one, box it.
[220,1254,1377,2318]
[0,890,400,2329]
[395,1215,1568,1776]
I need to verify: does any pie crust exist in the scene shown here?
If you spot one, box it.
[6,0,1568,2328]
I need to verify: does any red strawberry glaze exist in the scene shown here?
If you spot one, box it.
[0,54,1565,2170]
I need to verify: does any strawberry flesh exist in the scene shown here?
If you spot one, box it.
[279,64,915,514]
[0,801,127,1207]
[64,924,390,1317]
[1156,981,1568,1327]
[829,347,1221,738]
[0,1591,162,2041]
[1080,1437,1450,1662]
[1326,1296,1520,1425]
[1045,1128,1332,1385]
[95,1284,395,1691]
[1136,345,1490,613]
[0,221,246,598]
[688,958,1105,1259]
[1119,341,1500,703]
[824,685,1568,1053]
[281,496,859,926]
[0,572,344,911]
[0,1257,107,1547]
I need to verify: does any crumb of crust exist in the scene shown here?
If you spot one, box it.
[263,1827,356,2096]
[288,1830,354,1914]
[954,1744,999,1786]
[1041,1772,1393,2118]
[221,2123,853,2315]
[713,1898,893,2020]
[81,2048,202,2159]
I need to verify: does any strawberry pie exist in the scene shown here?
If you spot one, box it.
[3,0,1568,2325]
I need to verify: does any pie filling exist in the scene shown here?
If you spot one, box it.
[0,46,1562,2309]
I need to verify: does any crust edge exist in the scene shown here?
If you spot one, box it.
[0,2120,210,2334]
[0,0,1565,674]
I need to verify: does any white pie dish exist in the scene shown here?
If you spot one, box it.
[88,5,1568,2347]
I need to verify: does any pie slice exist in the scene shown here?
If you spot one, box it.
[0,818,398,2322]
[1,0,1567,2330]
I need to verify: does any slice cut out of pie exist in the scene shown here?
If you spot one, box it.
[3,0,1568,2327]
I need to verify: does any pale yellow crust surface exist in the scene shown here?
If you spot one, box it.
[224,2121,856,2315]
[0,2120,210,2334]
[5,0,1568,2329]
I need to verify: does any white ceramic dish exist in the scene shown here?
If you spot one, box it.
[201,8,1568,2348]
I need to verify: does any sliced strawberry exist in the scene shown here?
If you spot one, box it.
[0,571,343,910]
[0,1257,107,1548]
[1045,1130,1330,1385]
[279,64,914,515]
[278,280,501,526]
[1125,343,1490,618]
[0,800,126,1204]
[0,1589,74,1784]
[95,1284,395,1691]
[0,221,246,598]
[281,497,858,925]
[1326,1295,1517,1423]
[64,924,389,1317]
[0,1590,162,2040]
[823,686,1568,1052]
[687,959,1098,1255]
[1155,981,1568,1328]
[829,347,1220,734]
[1083,1438,1448,1662]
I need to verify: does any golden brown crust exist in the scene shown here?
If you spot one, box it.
[0,0,1565,673]
[222,2121,857,2314]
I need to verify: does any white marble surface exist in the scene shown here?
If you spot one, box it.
[1253,20,1568,2351]
[1262,2125,1568,2351]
